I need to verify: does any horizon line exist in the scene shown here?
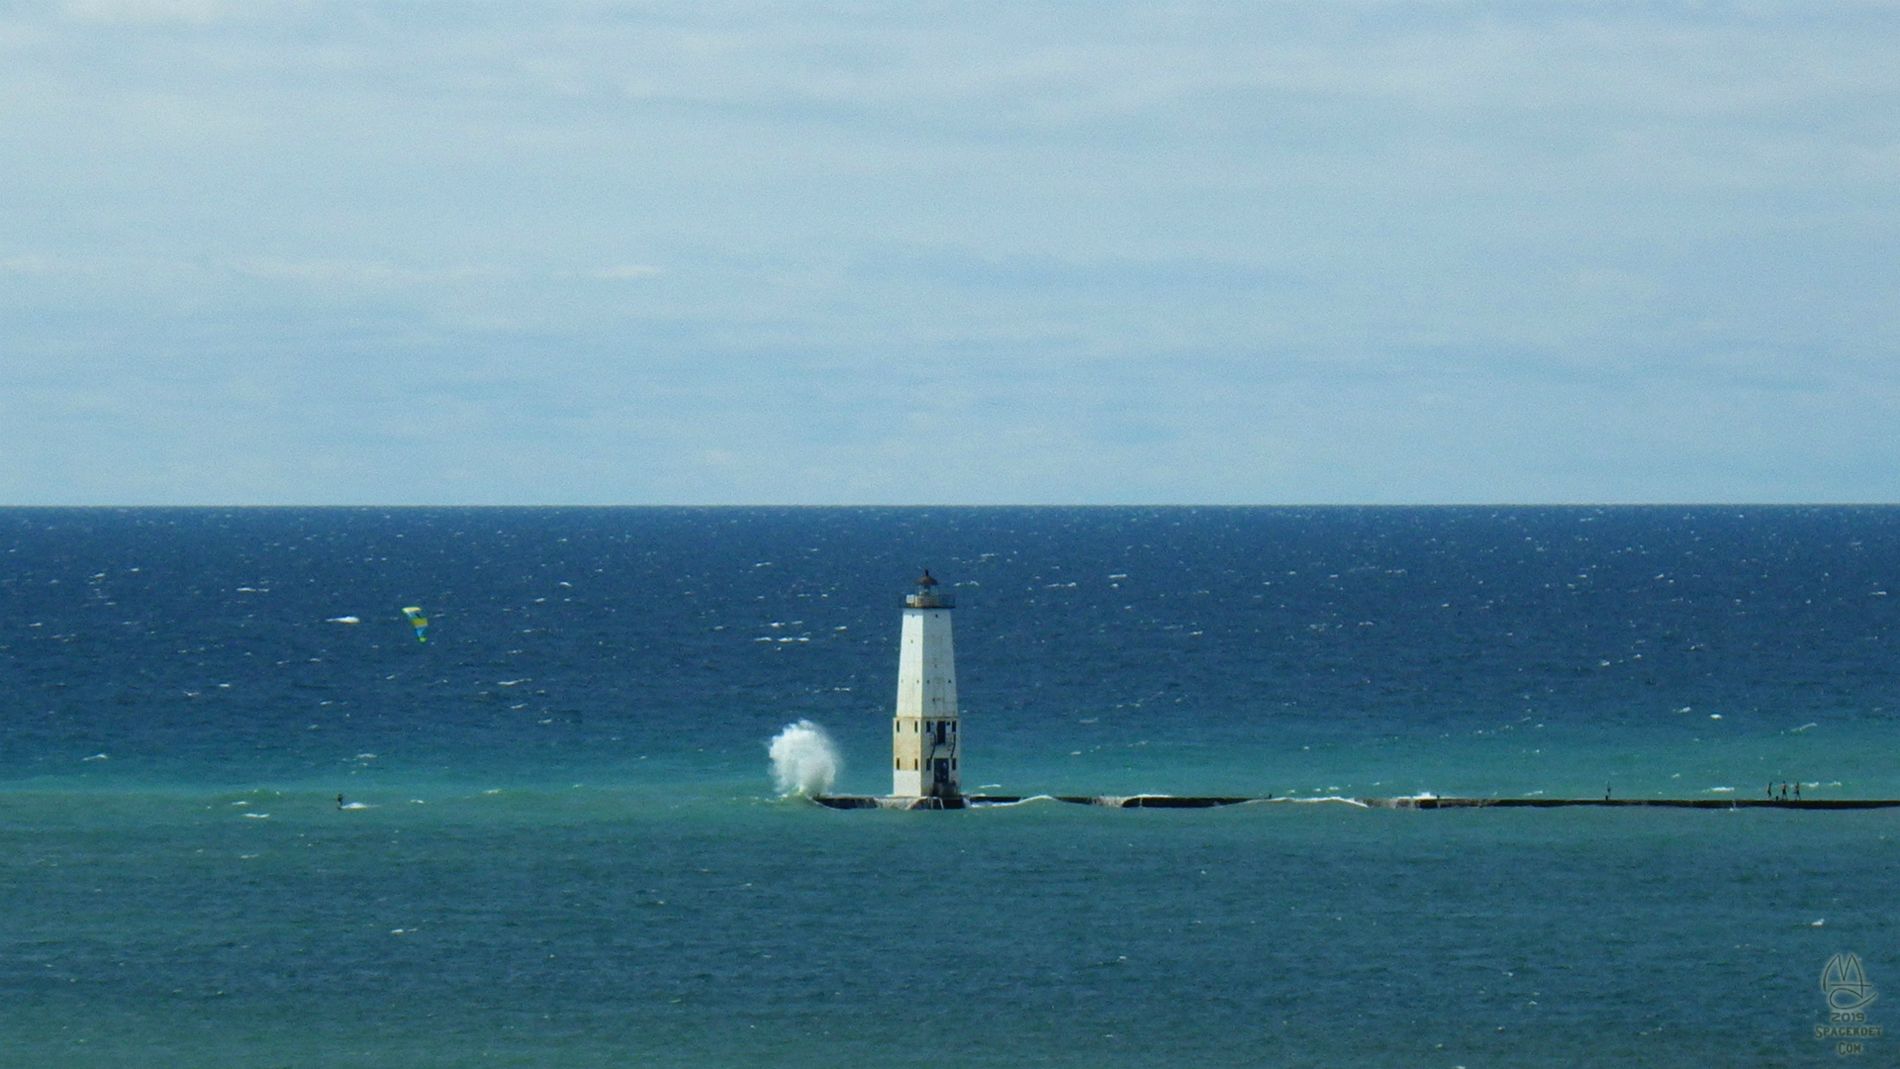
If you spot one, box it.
[3,501,1898,510]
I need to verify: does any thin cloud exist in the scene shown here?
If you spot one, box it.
[227,258,509,287]
[0,254,61,275]
[590,264,664,281]
[60,0,233,25]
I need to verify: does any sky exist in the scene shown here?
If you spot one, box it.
[2,1,1896,505]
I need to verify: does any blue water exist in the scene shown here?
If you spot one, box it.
[3,507,1896,1066]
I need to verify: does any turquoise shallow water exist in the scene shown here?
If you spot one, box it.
[3,790,1893,1067]
[3,507,1898,1065]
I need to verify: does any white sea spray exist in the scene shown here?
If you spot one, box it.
[768,719,840,797]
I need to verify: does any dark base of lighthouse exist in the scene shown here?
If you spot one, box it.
[812,794,972,810]
[811,794,1900,811]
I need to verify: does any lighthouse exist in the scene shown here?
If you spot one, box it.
[892,570,960,801]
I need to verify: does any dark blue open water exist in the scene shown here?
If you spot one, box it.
[2,507,1896,1066]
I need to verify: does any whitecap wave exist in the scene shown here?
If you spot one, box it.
[1282,795,1371,808]
[970,794,1059,808]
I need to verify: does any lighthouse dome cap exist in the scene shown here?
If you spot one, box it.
[916,569,939,588]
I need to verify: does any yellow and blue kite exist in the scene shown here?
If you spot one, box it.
[401,606,429,643]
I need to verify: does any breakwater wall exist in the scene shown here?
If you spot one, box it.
[811,794,1900,811]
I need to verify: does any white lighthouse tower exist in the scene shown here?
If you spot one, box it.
[892,570,960,802]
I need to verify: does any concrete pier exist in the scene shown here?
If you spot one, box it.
[1377,796,1900,811]
[811,794,1900,811]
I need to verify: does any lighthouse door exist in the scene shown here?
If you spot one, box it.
[931,758,951,795]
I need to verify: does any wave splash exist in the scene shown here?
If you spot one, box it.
[768,719,840,798]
